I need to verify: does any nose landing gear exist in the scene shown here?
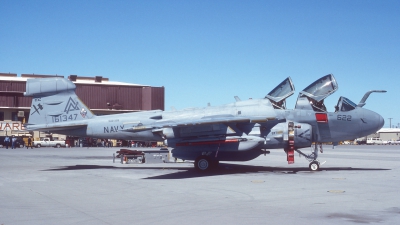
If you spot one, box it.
[309,161,320,171]
[296,143,324,171]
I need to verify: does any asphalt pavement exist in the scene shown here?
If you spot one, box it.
[0,145,399,224]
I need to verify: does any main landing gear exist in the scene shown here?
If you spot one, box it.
[194,155,219,172]
[296,143,324,171]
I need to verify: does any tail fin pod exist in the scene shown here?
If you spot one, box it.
[25,78,95,125]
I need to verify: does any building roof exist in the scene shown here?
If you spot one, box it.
[0,73,28,82]
[0,73,149,87]
[72,79,148,87]
[378,128,400,133]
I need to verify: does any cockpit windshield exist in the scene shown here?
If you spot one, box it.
[335,97,357,112]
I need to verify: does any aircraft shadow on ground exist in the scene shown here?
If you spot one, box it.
[42,163,390,179]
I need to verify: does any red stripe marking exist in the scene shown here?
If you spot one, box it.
[315,113,328,123]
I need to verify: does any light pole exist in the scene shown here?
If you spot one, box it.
[388,118,393,128]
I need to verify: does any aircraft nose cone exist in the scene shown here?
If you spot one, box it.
[361,110,384,136]
[377,114,384,130]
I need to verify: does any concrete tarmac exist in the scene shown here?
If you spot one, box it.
[0,145,399,225]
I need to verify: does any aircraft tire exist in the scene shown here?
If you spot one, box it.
[309,161,320,171]
[195,156,211,172]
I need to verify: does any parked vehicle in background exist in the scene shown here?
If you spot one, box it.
[366,138,387,145]
[356,137,367,145]
[15,138,25,148]
[387,139,400,145]
[33,138,66,148]
[342,140,354,145]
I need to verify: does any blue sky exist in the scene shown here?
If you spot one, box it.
[1,0,399,127]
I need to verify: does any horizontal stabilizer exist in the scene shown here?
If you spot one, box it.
[25,122,87,132]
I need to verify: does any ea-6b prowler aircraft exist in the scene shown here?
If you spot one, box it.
[24,74,385,171]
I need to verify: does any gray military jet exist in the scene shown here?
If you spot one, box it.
[24,74,385,171]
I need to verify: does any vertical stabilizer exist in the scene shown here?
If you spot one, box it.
[25,78,95,126]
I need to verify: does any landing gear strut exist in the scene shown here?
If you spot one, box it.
[296,143,324,171]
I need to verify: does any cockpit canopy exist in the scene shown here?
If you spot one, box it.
[265,77,295,109]
[335,96,357,112]
[299,74,338,102]
[295,74,339,112]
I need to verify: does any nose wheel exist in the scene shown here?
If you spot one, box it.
[309,161,320,171]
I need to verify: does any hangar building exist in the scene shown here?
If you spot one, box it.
[0,73,164,142]
[368,128,400,141]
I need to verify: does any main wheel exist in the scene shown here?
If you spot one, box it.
[309,161,320,171]
[195,156,211,172]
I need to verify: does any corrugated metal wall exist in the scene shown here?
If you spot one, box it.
[151,87,165,110]
[0,96,14,106]
[76,85,106,109]
[142,87,152,110]
[0,81,31,107]
[76,84,145,110]
[17,96,32,107]
[0,80,164,111]
[0,81,25,92]
[0,96,32,108]
[115,86,143,110]
[141,87,165,111]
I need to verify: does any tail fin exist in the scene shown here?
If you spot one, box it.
[25,78,95,127]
